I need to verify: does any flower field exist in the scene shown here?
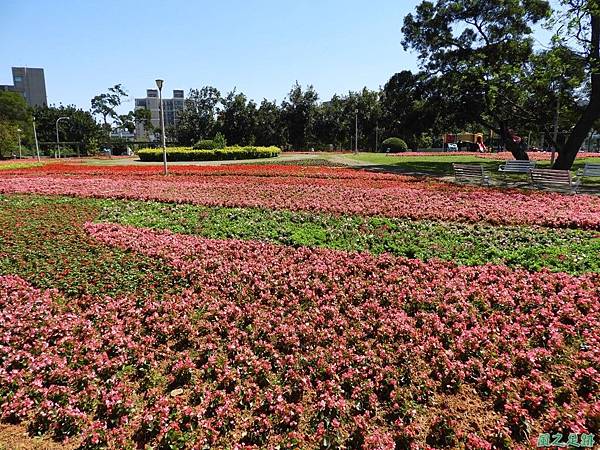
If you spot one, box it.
[0,162,599,449]
[2,164,600,228]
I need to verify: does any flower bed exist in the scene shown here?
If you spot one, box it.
[1,223,597,449]
[1,173,600,229]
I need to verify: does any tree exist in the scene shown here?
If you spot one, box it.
[133,108,154,141]
[550,0,600,168]
[174,87,221,145]
[219,90,257,145]
[380,72,439,149]
[0,91,32,157]
[254,99,285,146]
[281,82,319,150]
[91,84,128,135]
[402,0,552,160]
[32,105,103,155]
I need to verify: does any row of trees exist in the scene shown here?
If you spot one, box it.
[168,79,442,151]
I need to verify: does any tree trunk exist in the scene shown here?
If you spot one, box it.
[500,126,529,160]
[554,12,600,170]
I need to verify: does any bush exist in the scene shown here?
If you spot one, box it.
[192,139,220,150]
[214,132,227,149]
[137,146,281,162]
[381,137,408,153]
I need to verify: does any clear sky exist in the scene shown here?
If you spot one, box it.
[1,0,424,114]
[1,0,560,115]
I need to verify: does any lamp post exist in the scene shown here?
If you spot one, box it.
[17,128,22,159]
[354,109,359,154]
[55,116,70,158]
[33,117,40,162]
[156,79,168,175]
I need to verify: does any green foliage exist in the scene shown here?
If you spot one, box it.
[91,84,128,127]
[281,82,319,150]
[31,105,103,155]
[0,91,32,157]
[219,91,257,145]
[0,122,19,158]
[214,132,227,148]
[97,198,600,275]
[137,146,281,161]
[174,87,222,145]
[192,139,220,150]
[381,137,408,152]
[0,195,187,298]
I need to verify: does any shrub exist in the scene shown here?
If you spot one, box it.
[214,132,227,149]
[137,146,281,162]
[381,137,408,153]
[192,139,220,150]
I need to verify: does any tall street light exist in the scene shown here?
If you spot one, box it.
[17,128,22,159]
[55,116,70,159]
[33,117,41,162]
[354,109,359,154]
[156,79,168,175]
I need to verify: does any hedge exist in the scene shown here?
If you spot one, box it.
[137,146,281,162]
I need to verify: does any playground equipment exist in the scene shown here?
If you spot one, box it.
[443,132,488,152]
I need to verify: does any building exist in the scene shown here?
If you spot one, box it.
[134,89,185,140]
[0,67,47,107]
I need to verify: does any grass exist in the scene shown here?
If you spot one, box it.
[95,197,600,275]
[347,153,600,179]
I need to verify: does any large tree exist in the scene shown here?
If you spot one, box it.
[219,90,257,145]
[281,83,319,150]
[0,91,32,157]
[254,99,285,147]
[551,0,600,168]
[91,84,128,134]
[174,87,221,145]
[32,105,103,155]
[402,0,552,160]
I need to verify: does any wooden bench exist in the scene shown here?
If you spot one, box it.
[498,160,536,174]
[453,164,491,186]
[530,169,580,193]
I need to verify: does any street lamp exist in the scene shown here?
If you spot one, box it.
[156,79,168,175]
[55,116,70,158]
[33,117,40,162]
[16,128,22,159]
[354,109,359,154]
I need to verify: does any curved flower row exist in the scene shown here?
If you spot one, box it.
[2,224,598,449]
[0,162,409,180]
[1,173,600,229]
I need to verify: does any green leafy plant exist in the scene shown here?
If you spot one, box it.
[381,137,408,153]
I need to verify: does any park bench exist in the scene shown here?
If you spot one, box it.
[529,169,580,193]
[452,164,491,186]
[576,163,600,192]
[577,163,600,179]
[498,160,536,174]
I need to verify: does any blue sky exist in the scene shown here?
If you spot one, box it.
[1,0,558,115]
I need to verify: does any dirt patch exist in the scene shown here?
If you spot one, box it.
[0,424,78,450]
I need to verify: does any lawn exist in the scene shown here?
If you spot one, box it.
[0,161,598,449]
